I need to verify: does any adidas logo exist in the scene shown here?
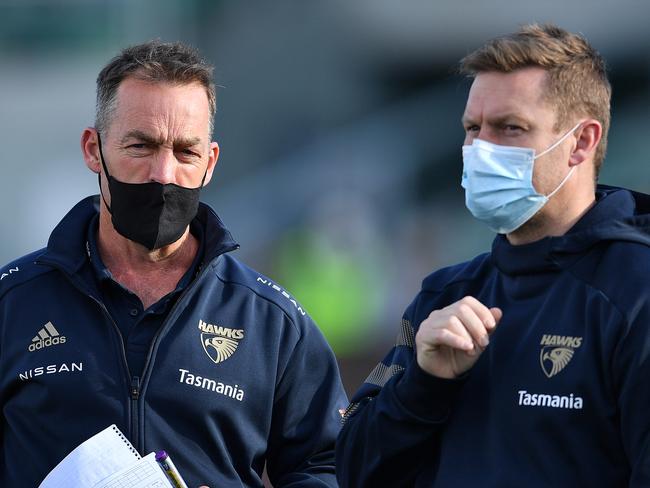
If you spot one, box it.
[28,322,66,352]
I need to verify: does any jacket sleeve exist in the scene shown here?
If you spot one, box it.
[265,315,349,487]
[613,297,650,486]
[335,296,465,488]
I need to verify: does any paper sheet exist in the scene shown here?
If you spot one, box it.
[91,452,171,488]
[38,425,172,488]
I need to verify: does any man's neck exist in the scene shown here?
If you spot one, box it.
[97,209,199,308]
[506,190,596,246]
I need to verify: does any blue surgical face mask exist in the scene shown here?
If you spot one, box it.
[461,122,582,234]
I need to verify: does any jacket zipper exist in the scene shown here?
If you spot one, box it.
[132,257,234,451]
[131,376,140,447]
[86,294,142,450]
[38,246,236,453]
[80,291,153,454]
[33,262,139,449]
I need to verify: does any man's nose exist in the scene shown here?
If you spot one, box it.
[149,149,176,184]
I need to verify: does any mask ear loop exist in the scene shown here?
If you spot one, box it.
[95,131,114,214]
[534,121,583,159]
[539,121,583,198]
[197,165,208,189]
[546,166,576,199]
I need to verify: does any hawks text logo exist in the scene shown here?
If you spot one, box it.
[539,334,582,378]
[198,320,244,364]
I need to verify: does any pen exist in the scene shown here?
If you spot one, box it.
[155,450,189,488]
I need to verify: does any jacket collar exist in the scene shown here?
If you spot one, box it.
[38,195,239,275]
[491,186,650,276]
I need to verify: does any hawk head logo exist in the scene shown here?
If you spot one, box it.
[202,335,240,364]
[540,347,574,378]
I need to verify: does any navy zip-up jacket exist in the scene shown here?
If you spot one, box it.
[0,196,348,487]
[337,186,650,487]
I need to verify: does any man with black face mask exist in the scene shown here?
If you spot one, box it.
[0,41,347,487]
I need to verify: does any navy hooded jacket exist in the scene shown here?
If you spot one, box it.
[0,196,348,487]
[336,186,650,487]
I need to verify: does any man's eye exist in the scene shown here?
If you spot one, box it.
[179,148,200,157]
[465,125,479,133]
[128,143,148,149]
[504,125,523,133]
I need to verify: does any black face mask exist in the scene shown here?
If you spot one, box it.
[96,132,206,250]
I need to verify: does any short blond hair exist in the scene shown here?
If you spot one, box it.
[460,24,611,178]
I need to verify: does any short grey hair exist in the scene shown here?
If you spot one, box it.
[95,40,216,136]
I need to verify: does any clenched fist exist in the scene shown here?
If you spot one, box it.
[415,296,502,379]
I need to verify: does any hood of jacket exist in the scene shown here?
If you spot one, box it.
[491,185,650,275]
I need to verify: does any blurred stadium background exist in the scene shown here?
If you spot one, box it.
[1,0,649,396]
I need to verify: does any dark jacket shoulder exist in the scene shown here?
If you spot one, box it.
[0,249,51,300]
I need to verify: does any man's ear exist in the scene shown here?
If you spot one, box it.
[569,119,602,167]
[202,141,220,187]
[81,128,101,174]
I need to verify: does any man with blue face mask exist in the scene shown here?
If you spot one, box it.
[337,24,650,487]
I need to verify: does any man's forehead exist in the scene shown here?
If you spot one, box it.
[109,78,211,141]
[463,68,554,122]
[114,78,211,115]
[109,121,210,146]
[120,129,204,146]
[462,105,537,124]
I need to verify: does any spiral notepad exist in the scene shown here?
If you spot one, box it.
[38,424,173,488]
[109,424,139,458]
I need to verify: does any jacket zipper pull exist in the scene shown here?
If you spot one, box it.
[131,376,140,400]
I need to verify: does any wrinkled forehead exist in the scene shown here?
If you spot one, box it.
[110,78,212,139]
[463,68,555,123]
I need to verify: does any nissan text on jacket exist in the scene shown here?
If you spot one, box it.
[0,196,348,487]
